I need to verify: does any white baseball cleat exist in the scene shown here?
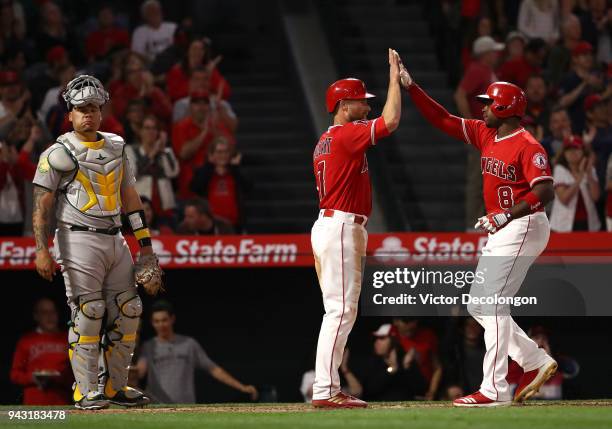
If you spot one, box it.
[453,391,511,408]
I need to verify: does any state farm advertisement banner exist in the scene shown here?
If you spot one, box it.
[1,232,611,270]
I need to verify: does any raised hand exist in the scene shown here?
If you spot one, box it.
[388,48,400,84]
[396,51,414,89]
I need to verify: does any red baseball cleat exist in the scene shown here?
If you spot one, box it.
[312,392,367,409]
[513,360,558,403]
[453,391,511,408]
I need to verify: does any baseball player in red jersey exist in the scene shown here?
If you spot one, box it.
[398,59,558,407]
[310,49,402,409]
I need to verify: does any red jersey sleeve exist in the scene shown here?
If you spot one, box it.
[341,117,389,155]
[10,337,34,387]
[460,118,487,151]
[521,143,553,188]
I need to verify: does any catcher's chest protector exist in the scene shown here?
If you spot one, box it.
[59,132,126,218]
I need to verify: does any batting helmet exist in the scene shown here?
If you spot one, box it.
[476,81,526,118]
[326,78,375,113]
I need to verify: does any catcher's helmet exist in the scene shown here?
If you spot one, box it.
[476,81,526,118]
[326,78,375,113]
[62,74,109,110]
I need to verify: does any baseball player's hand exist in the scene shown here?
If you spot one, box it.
[475,211,513,234]
[242,385,258,401]
[396,54,414,89]
[388,48,400,84]
[35,249,56,281]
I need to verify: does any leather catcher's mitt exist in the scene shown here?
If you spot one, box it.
[134,254,164,295]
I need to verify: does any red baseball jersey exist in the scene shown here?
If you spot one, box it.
[313,118,390,217]
[461,119,553,213]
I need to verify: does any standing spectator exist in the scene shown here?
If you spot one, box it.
[131,0,177,63]
[578,0,609,52]
[497,38,547,89]
[503,31,528,62]
[34,2,82,66]
[455,36,504,230]
[85,4,130,62]
[606,154,612,231]
[558,41,605,133]
[177,198,234,235]
[190,137,248,231]
[358,324,426,401]
[166,37,231,102]
[10,298,71,405]
[583,94,612,187]
[546,14,582,87]
[110,52,172,122]
[141,197,174,235]
[172,90,214,199]
[550,135,601,231]
[517,0,560,44]
[391,318,442,400]
[136,300,257,403]
[27,45,71,113]
[524,74,553,135]
[125,114,179,224]
[0,70,30,137]
[541,107,573,158]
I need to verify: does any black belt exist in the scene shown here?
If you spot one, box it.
[69,225,121,235]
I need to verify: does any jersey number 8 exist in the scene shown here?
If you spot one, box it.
[498,186,514,210]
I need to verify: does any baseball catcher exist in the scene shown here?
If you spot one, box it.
[32,75,163,410]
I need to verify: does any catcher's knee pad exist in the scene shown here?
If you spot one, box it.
[68,292,105,400]
[103,288,142,396]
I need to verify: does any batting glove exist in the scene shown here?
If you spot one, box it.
[475,211,513,234]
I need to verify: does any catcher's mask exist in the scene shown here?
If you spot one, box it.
[62,74,109,110]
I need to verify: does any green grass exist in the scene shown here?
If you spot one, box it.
[1,402,611,429]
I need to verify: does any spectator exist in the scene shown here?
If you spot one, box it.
[150,24,193,77]
[504,31,528,62]
[37,63,75,127]
[577,0,609,53]
[391,318,442,400]
[517,0,560,44]
[558,41,606,133]
[497,38,547,89]
[141,196,174,235]
[583,94,612,188]
[461,16,495,71]
[136,300,257,404]
[0,0,27,54]
[27,45,71,113]
[454,35,504,230]
[190,137,248,231]
[34,2,82,66]
[110,52,172,122]
[0,70,31,137]
[507,326,579,400]
[122,99,146,144]
[85,4,130,62]
[177,198,234,235]
[0,125,37,236]
[131,0,177,63]
[521,114,544,141]
[524,74,553,134]
[541,107,573,158]
[440,318,485,401]
[550,135,601,231]
[125,114,179,223]
[606,154,612,231]
[166,37,230,102]
[358,324,426,401]
[99,102,125,136]
[172,90,214,199]
[10,298,71,405]
[547,14,582,87]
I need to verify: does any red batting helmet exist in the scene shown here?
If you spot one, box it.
[476,81,527,118]
[326,78,375,113]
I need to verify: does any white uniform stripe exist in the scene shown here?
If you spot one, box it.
[530,176,553,188]
[461,118,472,145]
[370,118,377,146]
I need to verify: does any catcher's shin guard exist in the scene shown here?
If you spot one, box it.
[102,288,142,397]
[69,292,105,401]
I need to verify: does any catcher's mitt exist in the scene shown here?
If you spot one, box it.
[134,254,164,295]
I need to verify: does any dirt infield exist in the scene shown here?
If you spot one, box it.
[65,400,612,415]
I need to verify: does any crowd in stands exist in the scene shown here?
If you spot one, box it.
[0,0,246,237]
[437,0,611,231]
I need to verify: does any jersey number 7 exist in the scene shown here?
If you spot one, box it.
[316,161,326,201]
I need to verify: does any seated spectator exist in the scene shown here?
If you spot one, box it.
[541,107,573,158]
[125,114,179,223]
[440,318,485,401]
[190,137,248,231]
[550,135,601,231]
[503,31,528,62]
[122,99,146,144]
[150,24,194,78]
[583,94,612,186]
[172,91,214,199]
[178,198,234,235]
[141,196,174,235]
[507,326,579,400]
[391,317,442,400]
[131,0,177,63]
[166,37,230,102]
[34,1,82,66]
[27,45,72,115]
[497,38,547,89]
[524,74,552,134]
[0,70,31,137]
[85,4,130,62]
[358,324,425,401]
[10,298,71,405]
[558,41,605,133]
[606,154,612,231]
[37,63,75,127]
[136,300,257,403]
[0,0,27,55]
[517,0,560,44]
[546,14,582,87]
[110,52,172,123]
